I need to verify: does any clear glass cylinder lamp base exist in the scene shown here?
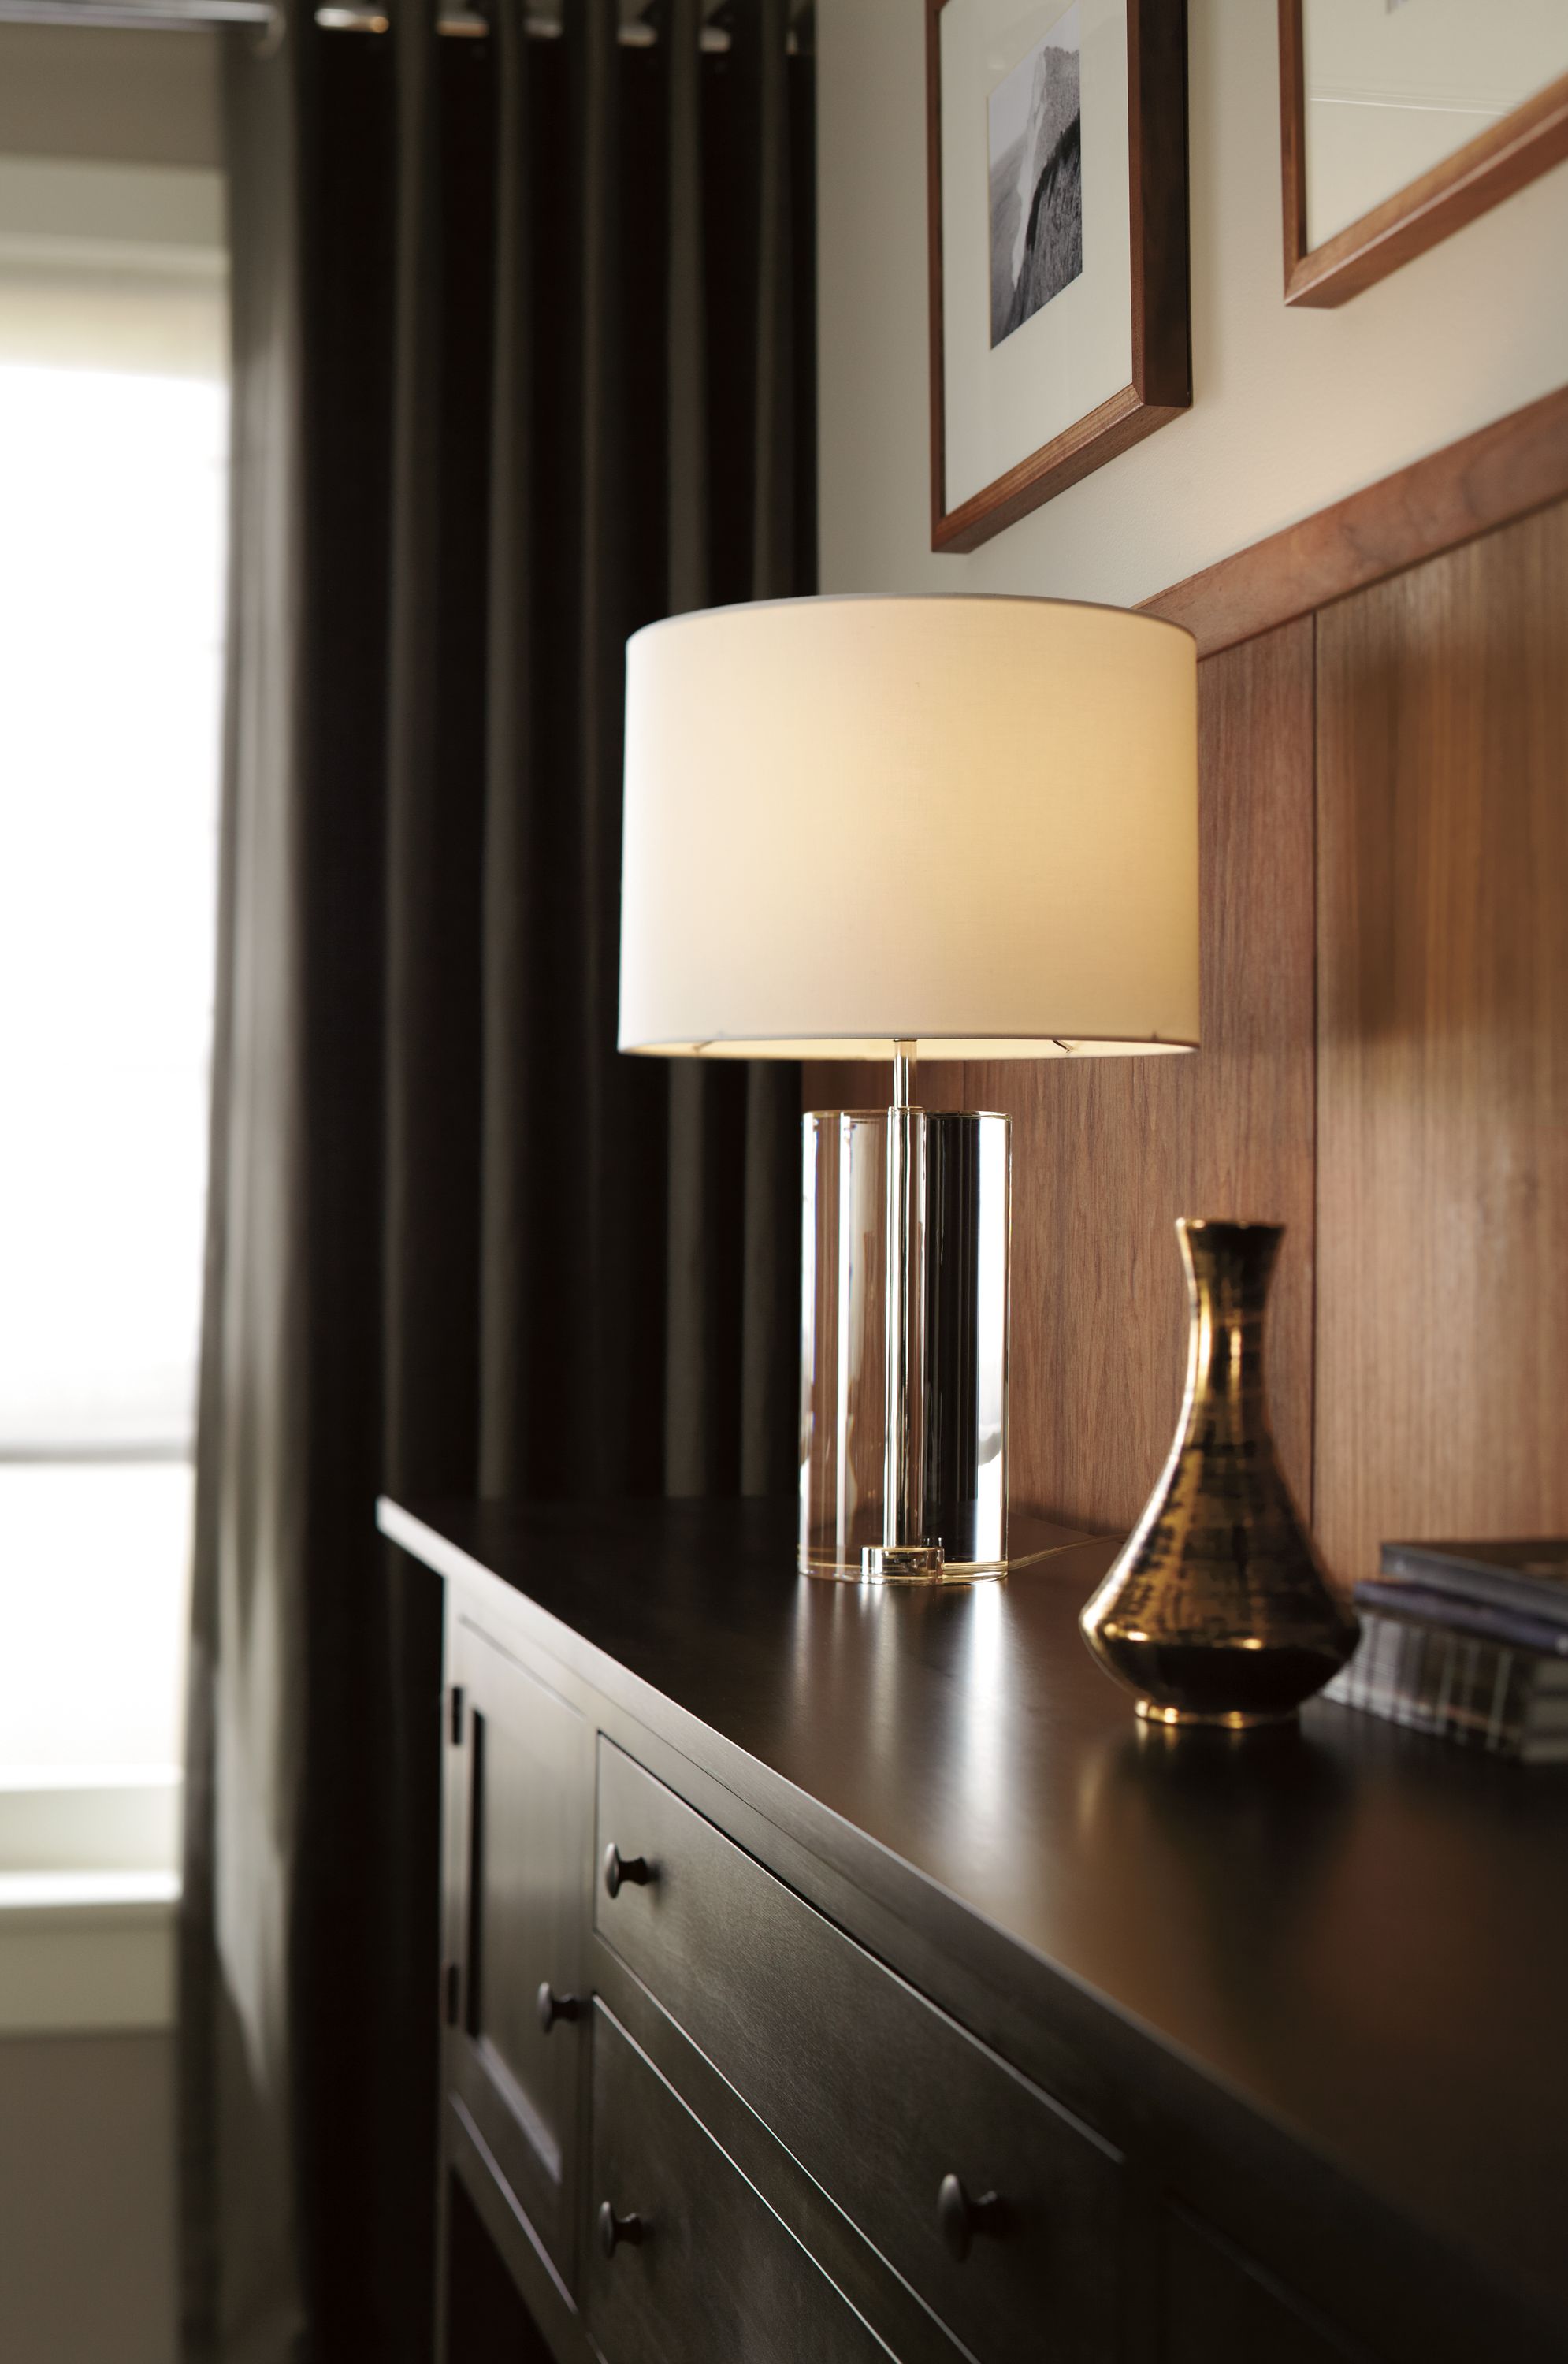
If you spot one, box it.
[800,1108,1033,1585]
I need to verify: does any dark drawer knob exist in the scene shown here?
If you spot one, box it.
[536,1982,581,2034]
[602,1842,653,1899]
[597,2201,645,2259]
[938,2173,1005,2262]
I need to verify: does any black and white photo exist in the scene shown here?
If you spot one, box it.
[929,0,1191,549]
[987,4,1083,347]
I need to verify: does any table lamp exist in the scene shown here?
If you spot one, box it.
[619,595,1198,1582]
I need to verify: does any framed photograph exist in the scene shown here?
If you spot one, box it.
[926,0,1190,555]
[1280,1,1568,308]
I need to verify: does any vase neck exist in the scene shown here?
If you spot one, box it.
[1178,1223,1281,1440]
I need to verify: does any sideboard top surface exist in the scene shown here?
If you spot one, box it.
[382,1492,1568,2336]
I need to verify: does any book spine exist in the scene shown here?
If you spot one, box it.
[1353,1580,1568,1657]
[1379,1544,1568,1630]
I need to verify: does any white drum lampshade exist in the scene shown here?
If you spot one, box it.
[619,594,1199,1579]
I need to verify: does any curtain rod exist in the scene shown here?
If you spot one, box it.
[0,0,799,45]
[314,7,742,42]
[0,0,272,22]
[317,7,741,42]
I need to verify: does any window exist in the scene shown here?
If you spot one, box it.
[0,158,225,1976]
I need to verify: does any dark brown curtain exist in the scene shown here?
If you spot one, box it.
[180,3,813,2355]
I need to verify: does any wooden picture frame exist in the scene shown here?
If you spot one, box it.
[1280,0,1568,310]
[927,0,1191,556]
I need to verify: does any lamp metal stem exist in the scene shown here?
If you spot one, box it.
[866,1039,943,1578]
[892,1038,916,1112]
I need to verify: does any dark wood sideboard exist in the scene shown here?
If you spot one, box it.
[380,1496,1568,2364]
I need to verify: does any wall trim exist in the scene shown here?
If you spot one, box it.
[0,1771,182,2034]
[0,1883,177,2035]
[1141,383,1568,657]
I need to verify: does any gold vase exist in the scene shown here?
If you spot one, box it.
[1080,1219,1358,1729]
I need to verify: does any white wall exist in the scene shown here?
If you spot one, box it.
[817,0,1568,606]
[0,28,226,379]
[0,24,221,169]
[0,2034,177,2364]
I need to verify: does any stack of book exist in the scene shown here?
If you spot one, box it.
[1324,1538,1568,1764]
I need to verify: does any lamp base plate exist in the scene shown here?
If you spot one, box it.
[801,1513,1085,1588]
[860,1542,945,1581]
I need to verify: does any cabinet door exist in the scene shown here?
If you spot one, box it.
[1165,2211,1370,2363]
[447,1619,592,2291]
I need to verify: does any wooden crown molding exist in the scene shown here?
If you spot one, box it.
[1140,382,1568,658]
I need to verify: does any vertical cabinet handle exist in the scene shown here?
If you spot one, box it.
[536,1982,581,2034]
[937,2173,1005,2262]
[602,1842,653,1898]
[597,2202,646,2258]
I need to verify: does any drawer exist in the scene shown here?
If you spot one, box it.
[586,2000,889,2364]
[595,1739,1123,2362]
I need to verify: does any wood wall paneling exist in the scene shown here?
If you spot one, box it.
[1313,504,1568,1589]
